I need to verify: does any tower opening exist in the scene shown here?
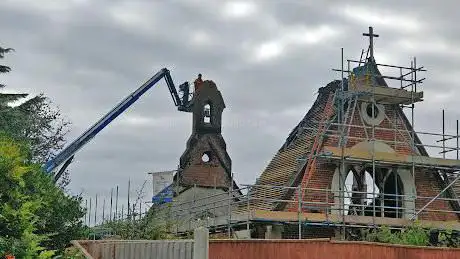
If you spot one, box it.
[201,152,211,163]
[204,103,211,124]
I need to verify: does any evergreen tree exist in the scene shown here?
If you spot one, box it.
[0,45,71,185]
[0,45,27,105]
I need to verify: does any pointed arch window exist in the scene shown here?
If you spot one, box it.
[343,167,403,218]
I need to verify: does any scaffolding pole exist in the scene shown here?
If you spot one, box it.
[115,185,119,221]
[298,186,302,239]
[88,198,92,226]
[102,198,106,224]
[340,47,346,239]
[85,199,88,225]
[228,173,234,238]
[411,59,416,218]
[110,188,113,222]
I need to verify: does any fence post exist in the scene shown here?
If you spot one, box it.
[193,227,209,259]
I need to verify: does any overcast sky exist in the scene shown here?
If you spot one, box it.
[2,0,460,223]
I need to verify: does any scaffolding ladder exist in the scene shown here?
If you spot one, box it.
[299,92,337,209]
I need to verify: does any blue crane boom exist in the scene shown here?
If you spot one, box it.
[44,68,191,181]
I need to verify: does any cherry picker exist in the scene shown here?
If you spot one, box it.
[44,68,193,181]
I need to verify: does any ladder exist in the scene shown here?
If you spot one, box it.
[299,92,337,207]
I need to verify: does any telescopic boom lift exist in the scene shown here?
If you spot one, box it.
[44,68,192,181]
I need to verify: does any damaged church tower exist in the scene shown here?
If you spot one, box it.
[178,79,233,189]
[155,77,240,233]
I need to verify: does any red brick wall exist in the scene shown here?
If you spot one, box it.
[415,170,458,221]
[343,103,414,154]
[180,140,230,188]
[209,239,460,259]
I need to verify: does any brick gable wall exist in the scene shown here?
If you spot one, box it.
[253,82,457,221]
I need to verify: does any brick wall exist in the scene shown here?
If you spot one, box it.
[415,170,458,221]
[180,138,231,188]
[209,239,460,259]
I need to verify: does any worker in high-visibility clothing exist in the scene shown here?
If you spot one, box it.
[194,73,203,93]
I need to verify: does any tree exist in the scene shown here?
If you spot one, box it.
[0,43,85,256]
[3,94,70,164]
[0,133,54,258]
[0,45,71,185]
[0,45,27,106]
[0,46,14,87]
[23,166,88,252]
[0,134,88,257]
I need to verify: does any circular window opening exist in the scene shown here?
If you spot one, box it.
[366,103,379,119]
[361,102,384,126]
[201,153,210,163]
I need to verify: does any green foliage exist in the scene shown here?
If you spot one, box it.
[0,133,52,258]
[0,134,87,257]
[361,223,429,246]
[58,247,86,259]
[398,222,430,246]
[0,45,70,169]
[22,163,89,253]
[100,211,175,240]
[438,228,460,248]
[0,94,70,165]
[0,43,84,256]
[359,222,460,248]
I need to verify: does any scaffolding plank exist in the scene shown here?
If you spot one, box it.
[348,82,423,105]
[252,210,326,222]
[249,210,460,230]
[323,146,460,169]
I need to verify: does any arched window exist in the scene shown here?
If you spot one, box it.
[204,103,211,124]
[344,169,355,215]
[342,167,403,218]
[343,169,380,216]
[363,170,380,204]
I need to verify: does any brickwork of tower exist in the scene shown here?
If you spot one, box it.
[177,80,233,189]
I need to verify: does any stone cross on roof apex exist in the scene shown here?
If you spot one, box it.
[363,26,379,61]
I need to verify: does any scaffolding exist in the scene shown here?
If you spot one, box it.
[151,27,460,240]
[152,183,460,239]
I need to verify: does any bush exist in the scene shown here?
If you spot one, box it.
[360,222,459,248]
[0,134,87,258]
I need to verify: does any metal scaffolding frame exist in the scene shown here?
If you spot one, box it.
[328,27,459,230]
[151,183,460,238]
